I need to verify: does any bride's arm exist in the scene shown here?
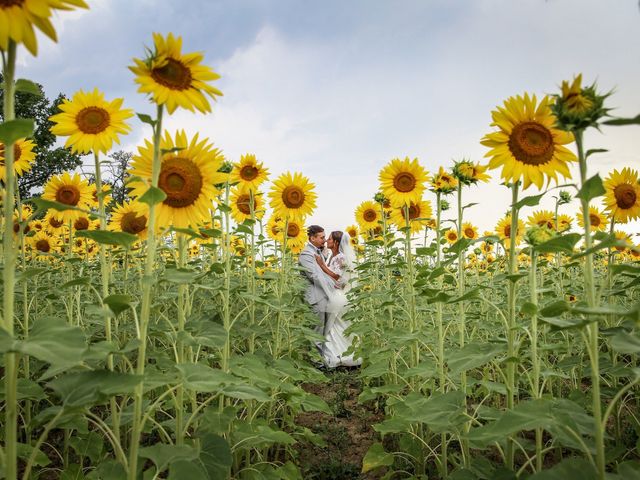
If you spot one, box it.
[314,255,340,281]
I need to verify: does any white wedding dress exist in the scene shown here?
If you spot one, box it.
[320,236,362,368]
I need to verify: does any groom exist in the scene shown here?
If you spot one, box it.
[299,225,329,339]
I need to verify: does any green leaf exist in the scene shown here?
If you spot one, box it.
[15,267,48,283]
[576,174,605,202]
[136,112,157,127]
[585,148,608,159]
[15,78,42,96]
[448,343,505,376]
[16,442,50,467]
[534,234,581,254]
[528,458,597,479]
[539,300,571,317]
[362,442,394,473]
[89,460,127,480]
[138,185,167,206]
[514,191,545,210]
[168,460,208,480]
[603,114,640,126]
[31,197,85,214]
[47,371,142,407]
[60,277,90,289]
[392,391,466,432]
[610,331,640,354]
[139,444,198,473]
[199,433,232,479]
[175,363,238,392]
[69,431,104,464]
[539,316,590,330]
[103,294,134,315]
[76,230,137,248]
[0,118,35,144]
[162,268,200,284]
[222,384,271,402]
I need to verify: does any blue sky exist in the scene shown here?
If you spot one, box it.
[16,0,640,237]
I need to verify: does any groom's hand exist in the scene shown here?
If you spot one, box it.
[314,254,323,265]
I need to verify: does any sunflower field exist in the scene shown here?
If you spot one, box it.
[1,3,640,480]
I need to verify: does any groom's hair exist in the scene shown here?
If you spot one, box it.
[307,225,324,237]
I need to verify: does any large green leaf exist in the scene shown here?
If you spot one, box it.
[362,442,394,473]
[76,230,137,248]
[0,118,35,144]
[576,174,605,202]
[175,363,239,392]
[381,391,466,433]
[528,458,596,479]
[534,234,581,254]
[139,444,198,474]
[231,421,295,450]
[199,433,233,479]
[610,331,640,354]
[447,342,506,376]
[47,371,142,407]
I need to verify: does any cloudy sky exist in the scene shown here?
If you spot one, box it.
[17,0,640,237]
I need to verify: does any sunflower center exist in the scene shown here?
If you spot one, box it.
[589,213,601,227]
[56,185,81,206]
[35,239,50,253]
[508,122,554,166]
[158,157,203,208]
[393,172,416,193]
[448,232,457,240]
[236,194,254,215]
[363,209,377,222]
[74,217,90,230]
[464,227,475,238]
[240,165,259,181]
[13,222,29,234]
[287,223,300,238]
[282,186,305,209]
[537,220,553,229]
[0,0,24,7]
[49,216,64,228]
[406,205,419,220]
[614,183,637,210]
[76,106,111,135]
[504,225,511,238]
[151,58,193,91]
[121,211,147,234]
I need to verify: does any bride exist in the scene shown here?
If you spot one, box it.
[314,231,362,368]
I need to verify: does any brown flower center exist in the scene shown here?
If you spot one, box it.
[239,165,259,181]
[48,216,64,228]
[407,204,419,220]
[537,219,554,229]
[393,172,416,193]
[13,222,29,234]
[614,183,637,210]
[56,185,81,206]
[282,185,305,209]
[76,106,111,135]
[589,213,601,227]
[74,217,90,230]
[236,194,254,215]
[35,239,50,253]
[363,209,377,222]
[508,122,554,166]
[158,157,203,208]
[287,223,300,238]
[504,225,511,238]
[464,227,475,238]
[0,0,24,8]
[120,211,147,234]
[448,232,458,241]
[151,58,192,91]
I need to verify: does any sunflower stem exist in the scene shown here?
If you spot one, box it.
[2,40,19,480]
[574,129,605,479]
[128,104,164,480]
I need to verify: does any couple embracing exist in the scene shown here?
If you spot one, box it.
[299,225,362,368]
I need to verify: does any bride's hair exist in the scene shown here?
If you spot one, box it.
[330,231,343,247]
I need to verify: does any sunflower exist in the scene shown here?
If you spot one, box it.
[49,89,133,155]
[481,241,493,254]
[128,130,227,230]
[355,200,381,230]
[130,32,223,114]
[43,210,68,235]
[284,218,307,251]
[613,230,632,253]
[552,74,609,131]
[0,138,36,183]
[0,0,88,56]
[481,93,577,189]
[28,230,60,261]
[73,237,98,258]
[462,222,478,240]
[42,172,93,223]
[345,224,359,246]
[379,157,428,207]
[29,218,45,233]
[577,206,608,232]
[603,168,640,224]
[557,214,573,232]
[430,166,458,194]
[452,160,491,185]
[495,215,524,249]
[445,229,459,244]
[229,187,265,223]
[88,183,113,210]
[12,204,33,235]
[268,171,317,219]
[389,200,433,234]
[72,214,99,232]
[230,154,269,192]
[527,210,555,230]
[266,215,284,242]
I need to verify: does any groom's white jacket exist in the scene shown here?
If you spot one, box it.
[298,243,329,309]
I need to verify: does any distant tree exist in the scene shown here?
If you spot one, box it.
[0,74,83,199]
[104,150,133,207]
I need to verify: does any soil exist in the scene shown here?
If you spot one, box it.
[294,368,387,480]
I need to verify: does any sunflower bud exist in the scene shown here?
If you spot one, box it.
[559,190,572,204]
[551,74,610,131]
[374,192,386,204]
[525,225,556,247]
[441,199,450,211]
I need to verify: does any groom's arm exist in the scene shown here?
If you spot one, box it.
[299,252,323,284]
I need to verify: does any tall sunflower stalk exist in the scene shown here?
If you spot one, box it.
[128,104,164,480]
[2,40,19,480]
